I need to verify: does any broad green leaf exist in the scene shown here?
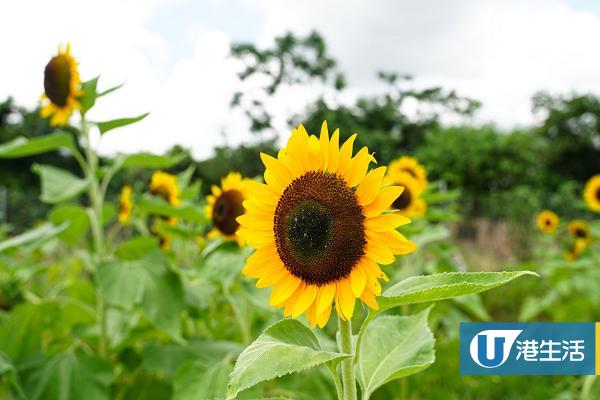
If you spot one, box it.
[227,319,350,399]
[97,255,185,340]
[0,222,67,253]
[33,164,89,203]
[22,349,112,400]
[48,204,90,244]
[115,237,159,260]
[97,113,149,134]
[378,271,537,312]
[357,308,435,399]
[79,77,99,113]
[121,152,186,169]
[174,359,232,400]
[98,83,124,97]
[138,194,205,222]
[0,132,75,158]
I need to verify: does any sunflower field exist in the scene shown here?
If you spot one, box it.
[0,31,599,400]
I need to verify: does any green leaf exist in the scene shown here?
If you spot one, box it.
[97,255,185,340]
[0,352,26,399]
[357,308,435,398]
[378,271,538,313]
[138,194,205,222]
[48,204,90,245]
[173,359,232,400]
[97,113,149,134]
[121,152,186,169]
[22,349,112,400]
[79,77,99,113]
[33,164,89,203]
[0,222,67,253]
[115,237,159,260]
[227,319,350,399]
[177,165,195,190]
[97,83,124,97]
[0,132,75,158]
[452,293,491,321]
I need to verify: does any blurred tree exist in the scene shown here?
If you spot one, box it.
[532,91,600,183]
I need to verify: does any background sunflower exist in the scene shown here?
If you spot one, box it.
[536,210,559,233]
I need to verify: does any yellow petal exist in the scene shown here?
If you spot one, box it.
[365,213,411,232]
[328,128,340,173]
[360,288,379,310]
[270,276,302,306]
[356,167,387,205]
[350,266,366,297]
[337,279,355,320]
[317,304,332,328]
[363,186,404,218]
[284,285,304,316]
[317,283,336,315]
[256,267,287,288]
[344,147,373,187]
[237,213,273,231]
[247,181,279,206]
[292,284,317,317]
[365,240,396,265]
[337,134,357,175]
[236,228,274,247]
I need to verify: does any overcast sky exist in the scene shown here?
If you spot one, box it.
[3,0,600,159]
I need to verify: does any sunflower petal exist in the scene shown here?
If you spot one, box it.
[351,266,366,297]
[292,284,317,317]
[365,213,411,232]
[363,186,404,218]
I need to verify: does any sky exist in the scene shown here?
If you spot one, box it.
[3,0,600,159]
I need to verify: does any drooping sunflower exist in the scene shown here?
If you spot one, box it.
[388,156,428,190]
[567,220,591,245]
[40,44,82,126]
[583,174,600,213]
[205,172,251,245]
[150,171,181,206]
[384,171,424,217]
[564,239,587,262]
[118,185,133,224]
[536,210,559,234]
[237,122,416,328]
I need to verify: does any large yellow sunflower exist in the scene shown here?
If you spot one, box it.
[536,210,559,234]
[567,220,591,245]
[384,170,424,217]
[40,44,82,126]
[237,122,416,328]
[205,172,252,245]
[583,174,600,213]
[150,171,181,206]
[118,185,133,224]
[388,156,428,190]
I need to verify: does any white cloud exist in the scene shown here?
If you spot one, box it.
[3,0,600,160]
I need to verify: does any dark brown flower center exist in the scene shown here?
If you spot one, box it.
[545,218,552,227]
[44,55,72,107]
[213,190,244,235]
[596,187,600,202]
[393,186,412,210]
[574,227,587,239]
[274,171,365,286]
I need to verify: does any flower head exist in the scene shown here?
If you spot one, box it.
[388,156,428,190]
[583,174,600,213]
[536,210,559,234]
[118,185,133,224]
[564,239,587,261]
[237,122,416,328]
[150,171,181,206]
[385,171,424,217]
[205,172,251,246]
[567,220,591,245]
[40,44,81,126]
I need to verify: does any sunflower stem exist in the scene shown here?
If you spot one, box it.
[81,115,109,359]
[327,363,344,400]
[338,316,357,400]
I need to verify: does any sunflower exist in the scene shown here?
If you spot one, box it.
[564,239,587,262]
[118,185,133,224]
[237,122,416,328]
[536,210,559,234]
[40,44,82,126]
[388,156,428,190]
[205,172,251,245]
[150,171,181,206]
[567,220,591,245]
[384,171,424,217]
[583,174,600,213]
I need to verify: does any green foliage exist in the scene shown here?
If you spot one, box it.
[33,164,89,203]
[97,113,150,134]
[227,319,350,399]
[0,131,76,158]
[357,308,434,399]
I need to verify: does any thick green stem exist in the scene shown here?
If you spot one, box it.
[338,317,357,400]
[81,116,109,358]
